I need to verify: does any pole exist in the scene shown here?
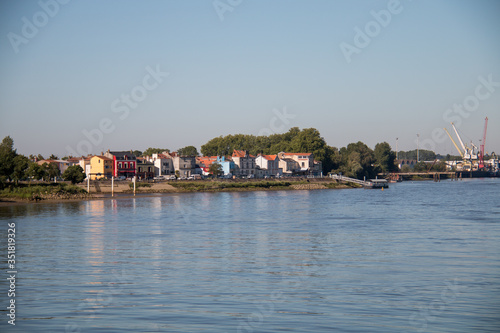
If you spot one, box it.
[417,134,420,162]
[396,137,398,161]
[111,176,114,197]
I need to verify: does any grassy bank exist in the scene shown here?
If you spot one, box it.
[167,179,359,192]
[0,183,91,201]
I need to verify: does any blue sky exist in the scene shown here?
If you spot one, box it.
[1,0,499,158]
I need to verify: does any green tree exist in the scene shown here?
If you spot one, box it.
[177,145,199,156]
[37,154,44,161]
[46,163,61,181]
[334,141,376,179]
[374,142,397,173]
[11,155,30,184]
[0,136,17,181]
[208,162,223,177]
[413,161,428,172]
[132,150,142,157]
[62,165,86,184]
[48,154,58,160]
[27,162,46,181]
[143,148,170,156]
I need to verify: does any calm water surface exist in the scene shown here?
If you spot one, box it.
[1,179,499,332]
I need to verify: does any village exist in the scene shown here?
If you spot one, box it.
[34,149,324,181]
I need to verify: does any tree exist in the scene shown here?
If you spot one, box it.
[62,165,86,184]
[37,154,44,161]
[177,145,199,156]
[132,150,142,157]
[143,148,169,157]
[208,162,223,177]
[27,162,46,181]
[48,154,58,160]
[334,141,376,179]
[0,136,17,181]
[46,163,61,181]
[374,142,397,173]
[11,155,30,184]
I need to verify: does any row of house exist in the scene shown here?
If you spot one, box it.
[47,149,322,180]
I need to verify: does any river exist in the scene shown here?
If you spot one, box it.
[1,179,499,332]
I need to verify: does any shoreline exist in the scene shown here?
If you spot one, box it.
[0,180,358,207]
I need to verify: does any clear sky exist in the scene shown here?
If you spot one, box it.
[1,0,499,158]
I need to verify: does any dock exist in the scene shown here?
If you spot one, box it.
[330,174,389,189]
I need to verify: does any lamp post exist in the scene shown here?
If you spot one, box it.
[417,134,420,162]
[396,137,399,160]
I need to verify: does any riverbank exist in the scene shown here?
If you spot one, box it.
[0,179,360,206]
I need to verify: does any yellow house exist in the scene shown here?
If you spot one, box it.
[90,156,113,180]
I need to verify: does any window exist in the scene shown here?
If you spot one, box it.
[119,162,122,168]
[302,162,305,167]
[124,162,128,169]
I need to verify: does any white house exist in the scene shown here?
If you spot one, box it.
[255,154,281,176]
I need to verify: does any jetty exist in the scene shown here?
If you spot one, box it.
[330,174,388,189]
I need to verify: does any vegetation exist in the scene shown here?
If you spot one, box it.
[201,128,398,177]
[142,147,170,156]
[177,145,199,156]
[62,165,86,184]
[0,183,88,201]
[208,162,223,177]
[397,149,436,161]
[129,182,151,189]
[169,180,294,192]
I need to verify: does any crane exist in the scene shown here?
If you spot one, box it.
[479,117,488,168]
[444,128,464,158]
[451,122,471,159]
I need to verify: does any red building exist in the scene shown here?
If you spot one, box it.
[104,150,137,179]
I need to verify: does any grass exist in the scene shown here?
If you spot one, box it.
[168,180,295,192]
[0,183,89,201]
[128,182,152,189]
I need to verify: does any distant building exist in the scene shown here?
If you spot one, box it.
[217,156,236,176]
[255,154,281,176]
[36,159,70,174]
[168,152,196,177]
[89,155,113,180]
[149,153,174,176]
[232,150,256,176]
[398,159,417,169]
[105,150,137,178]
[137,157,155,179]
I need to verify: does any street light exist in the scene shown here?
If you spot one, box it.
[417,134,420,162]
[396,137,398,160]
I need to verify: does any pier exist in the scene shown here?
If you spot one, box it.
[330,174,389,188]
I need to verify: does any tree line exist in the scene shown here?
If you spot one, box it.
[201,127,398,178]
[0,136,85,188]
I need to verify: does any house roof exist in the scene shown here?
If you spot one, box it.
[282,152,312,156]
[108,151,137,160]
[232,150,255,158]
[92,155,113,161]
[262,154,278,161]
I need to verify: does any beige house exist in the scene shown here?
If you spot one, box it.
[232,150,256,176]
[168,152,196,177]
[255,154,281,176]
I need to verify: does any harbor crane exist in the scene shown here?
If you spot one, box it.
[444,128,464,158]
[451,123,477,160]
